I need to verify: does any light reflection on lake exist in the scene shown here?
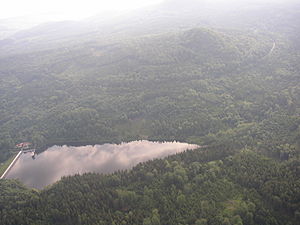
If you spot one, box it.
[6,140,199,189]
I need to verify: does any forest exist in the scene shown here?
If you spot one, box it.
[0,0,299,224]
[0,27,299,160]
[0,144,299,225]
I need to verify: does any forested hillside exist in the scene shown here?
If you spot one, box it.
[0,27,299,161]
[1,146,299,225]
[0,0,299,224]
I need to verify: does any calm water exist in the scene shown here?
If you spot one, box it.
[6,140,198,189]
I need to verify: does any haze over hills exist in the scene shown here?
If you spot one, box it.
[1,0,300,54]
[0,0,299,224]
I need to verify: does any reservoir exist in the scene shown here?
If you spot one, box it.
[6,140,198,189]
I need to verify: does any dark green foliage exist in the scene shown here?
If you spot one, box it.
[0,147,299,225]
[0,27,299,160]
[0,2,300,223]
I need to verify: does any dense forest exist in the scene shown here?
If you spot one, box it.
[0,0,299,224]
[0,27,299,160]
[0,145,299,225]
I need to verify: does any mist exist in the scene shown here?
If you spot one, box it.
[1,0,298,28]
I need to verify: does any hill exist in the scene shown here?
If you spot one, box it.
[0,1,299,224]
[0,27,290,161]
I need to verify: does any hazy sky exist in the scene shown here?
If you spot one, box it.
[0,0,164,20]
[1,0,296,25]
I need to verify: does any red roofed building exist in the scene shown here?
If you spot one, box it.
[15,142,32,149]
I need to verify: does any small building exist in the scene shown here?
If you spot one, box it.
[15,142,32,149]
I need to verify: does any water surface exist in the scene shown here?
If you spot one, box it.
[6,140,198,189]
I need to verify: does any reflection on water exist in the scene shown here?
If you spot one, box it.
[6,140,199,189]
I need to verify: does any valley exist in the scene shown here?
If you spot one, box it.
[0,0,299,224]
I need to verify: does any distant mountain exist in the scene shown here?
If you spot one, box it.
[12,21,88,39]
[0,0,299,55]
[0,1,299,224]
[0,15,47,37]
